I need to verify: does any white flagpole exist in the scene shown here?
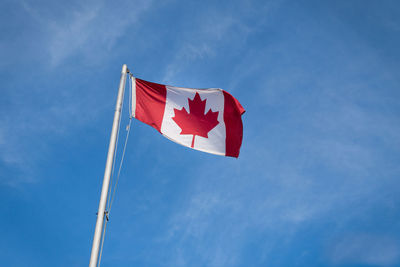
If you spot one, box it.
[89,64,129,267]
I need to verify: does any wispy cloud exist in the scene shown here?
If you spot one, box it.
[161,10,255,84]
[329,234,400,266]
[2,1,399,265]
[0,0,155,186]
[21,0,153,67]
[154,12,400,263]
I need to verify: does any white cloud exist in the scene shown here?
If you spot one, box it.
[21,0,153,67]
[329,234,400,266]
[0,0,156,186]
[47,5,100,66]
[161,12,254,84]
[157,60,400,263]
[163,43,214,84]
[0,123,37,186]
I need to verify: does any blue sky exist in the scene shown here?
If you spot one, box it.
[1,0,400,266]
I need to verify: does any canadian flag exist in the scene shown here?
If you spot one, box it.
[131,78,245,157]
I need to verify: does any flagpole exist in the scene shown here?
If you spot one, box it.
[89,64,129,267]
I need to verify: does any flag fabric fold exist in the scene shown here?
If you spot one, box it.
[131,77,245,157]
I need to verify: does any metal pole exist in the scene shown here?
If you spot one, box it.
[89,64,129,267]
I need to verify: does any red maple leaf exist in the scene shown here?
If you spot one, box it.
[172,92,219,148]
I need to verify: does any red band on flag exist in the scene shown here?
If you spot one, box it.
[223,91,245,158]
[135,78,167,132]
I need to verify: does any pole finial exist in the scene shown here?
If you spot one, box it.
[122,64,129,74]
